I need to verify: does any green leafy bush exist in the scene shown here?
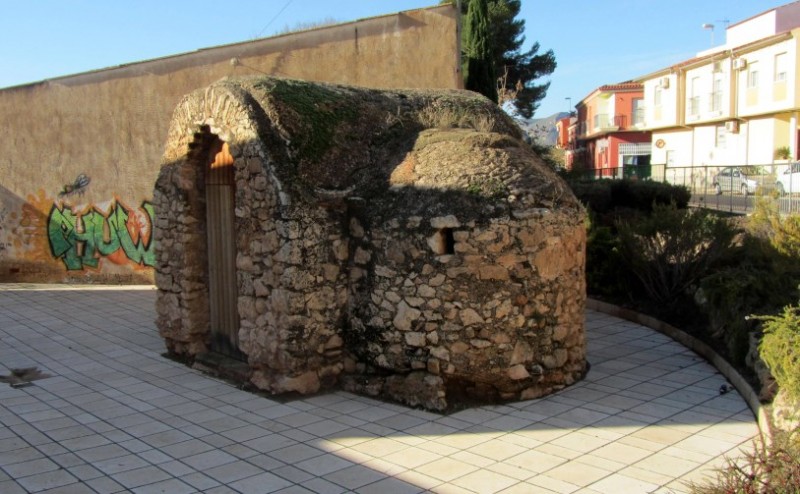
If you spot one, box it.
[750,197,800,259]
[758,302,800,402]
[699,235,797,367]
[616,203,737,307]
[567,178,690,216]
[609,179,690,212]
[690,428,800,494]
[584,216,630,300]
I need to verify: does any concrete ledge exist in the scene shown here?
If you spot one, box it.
[587,298,772,437]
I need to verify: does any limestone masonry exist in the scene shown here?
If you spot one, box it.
[154,77,587,410]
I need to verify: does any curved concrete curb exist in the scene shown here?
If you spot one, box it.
[587,298,772,437]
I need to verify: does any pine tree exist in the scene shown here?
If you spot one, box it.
[445,0,556,118]
[462,0,498,102]
[489,0,555,118]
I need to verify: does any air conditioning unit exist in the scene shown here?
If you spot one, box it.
[659,77,670,88]
[725,120,740,133]
[733,58,748,70]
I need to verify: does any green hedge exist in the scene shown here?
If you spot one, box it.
[568,179,690,215]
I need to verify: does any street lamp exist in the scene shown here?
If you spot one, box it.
[702,23,715,47]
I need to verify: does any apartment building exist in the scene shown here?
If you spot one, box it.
[566,83,651,176]
[640,1,800,174]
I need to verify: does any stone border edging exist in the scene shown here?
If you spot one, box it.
[586,298,771,437]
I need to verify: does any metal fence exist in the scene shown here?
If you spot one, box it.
[571,163,800,215]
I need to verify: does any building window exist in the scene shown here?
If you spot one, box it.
[633,98,644,125]
[711,74,724,112]
[775,52,787,82]
[715,125,727,149]
[689,77,700,116]
[748,62,759,88]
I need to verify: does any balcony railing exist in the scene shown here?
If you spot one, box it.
[593,113,612,129]
[710,91,723,112]
[689,96,700,116]
[633,108,645,126]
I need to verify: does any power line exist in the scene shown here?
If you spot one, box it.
[256,0,294,38]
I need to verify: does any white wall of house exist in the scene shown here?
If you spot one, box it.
[651,129,692,165]
[684,62,732,123]
[748,117,776,164]
[690,124,745,166]
[644,74,677,128]
[728,11,777,47]
[736,39,796,117]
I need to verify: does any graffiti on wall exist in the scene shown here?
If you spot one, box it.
[47,200,156,270]
[0,207,10,254]
[58,174,91,198]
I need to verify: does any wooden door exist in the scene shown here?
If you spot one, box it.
[205,141,241,358]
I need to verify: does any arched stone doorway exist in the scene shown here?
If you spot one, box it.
[204,138,241,359]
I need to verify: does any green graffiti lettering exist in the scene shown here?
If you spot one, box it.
[47,205,85,270]
[115,202,156,267]
[47,200,156,271]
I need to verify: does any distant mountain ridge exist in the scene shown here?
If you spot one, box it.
[517,111,570,146]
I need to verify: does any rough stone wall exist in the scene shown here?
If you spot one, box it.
[0,5,459,283]
[156,84,352,395]
[342,212,585,410]
[155,77,587,411]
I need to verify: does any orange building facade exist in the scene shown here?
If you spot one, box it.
[564,83,652,176]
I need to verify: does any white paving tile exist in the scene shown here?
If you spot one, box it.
[0,287,759,494]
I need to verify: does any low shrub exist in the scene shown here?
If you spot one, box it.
[609,179,690,212]
[750,197,800,259]
[584,217,629,300]
[616,203,737,307]
[567,178,690,216]
[690,428,800,494]
[757,302,800,403]
[698,235,797,368]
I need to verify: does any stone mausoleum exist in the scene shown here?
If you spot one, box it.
[154,76,587,410]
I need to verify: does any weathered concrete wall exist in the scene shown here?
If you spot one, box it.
[154,77,586,410]
[0,5,460,283]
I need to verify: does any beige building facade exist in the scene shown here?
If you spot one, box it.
[640,2,800,176]
[0,5,461,283]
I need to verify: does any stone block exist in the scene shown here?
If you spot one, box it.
[460,308,484,326]
[479,265,509,280]
[508,364,530,380]
[430,215,461,228]
[393,301,421,331]
[405,332,426,347]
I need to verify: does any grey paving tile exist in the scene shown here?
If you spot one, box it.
[325,464,388,490]
[0,288,762,494]
[37,483,97,494]
[74,444,129,463]
[228,472,293,494]
[66,463,104,481]
[2,457,61,478]
[0,445,45,465]
[131,478,196,494]
[181,449,238,470]
[180,471,221,490]
[110,465,172,489]
[15,469,79,493]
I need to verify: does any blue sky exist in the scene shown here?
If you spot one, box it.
[0,1,791,118]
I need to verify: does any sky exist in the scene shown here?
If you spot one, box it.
[0,0,792,119]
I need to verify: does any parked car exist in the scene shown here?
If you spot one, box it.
[712,166,767,195]
[776,162,800,195]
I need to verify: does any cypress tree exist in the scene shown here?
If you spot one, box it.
[462,0,498,102]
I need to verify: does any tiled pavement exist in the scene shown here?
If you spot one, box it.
[0,285,758,494]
